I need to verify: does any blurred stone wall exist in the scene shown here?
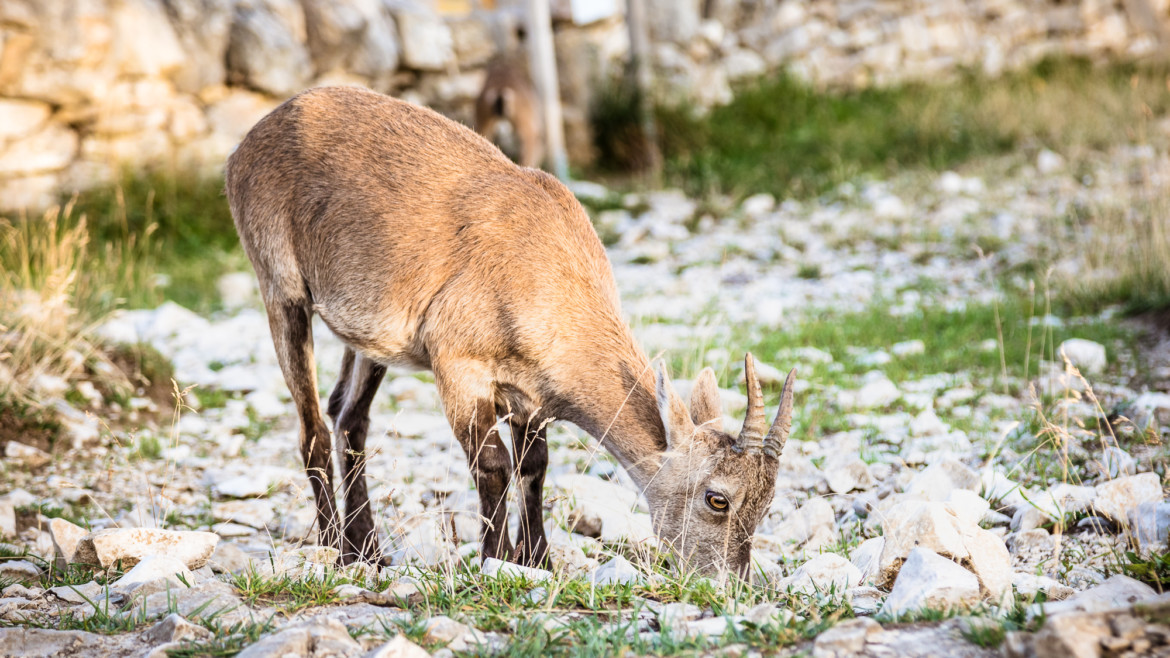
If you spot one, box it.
[0,0,1166,211]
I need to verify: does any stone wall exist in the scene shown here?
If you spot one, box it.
[0,0,1167,212]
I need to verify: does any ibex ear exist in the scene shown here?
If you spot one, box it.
[655,360,697,450]
[690,367,722,428]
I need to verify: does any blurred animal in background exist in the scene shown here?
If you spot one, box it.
[475,54,544,169]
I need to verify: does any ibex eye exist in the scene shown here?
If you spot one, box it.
[705,491,729,511]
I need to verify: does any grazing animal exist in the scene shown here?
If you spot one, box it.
[224,86,795,576]
[475,55,544,169]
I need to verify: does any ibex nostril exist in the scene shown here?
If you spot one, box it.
[225,85,795,576]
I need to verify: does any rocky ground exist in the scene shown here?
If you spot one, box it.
[4,146,1170,656]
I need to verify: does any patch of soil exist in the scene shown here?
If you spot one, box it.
[0,398,62,454]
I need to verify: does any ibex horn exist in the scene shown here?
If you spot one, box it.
[763,368,797,459]
[735,353,767,454]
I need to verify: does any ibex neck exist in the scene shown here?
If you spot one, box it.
[561,334,667,491]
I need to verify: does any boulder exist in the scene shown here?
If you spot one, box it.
[1093,472,1161,523]
[301,0,399,88]
[227,0,313,96]
[162,0,235,94]
[0,123,77,176]
[393,6,453,71]
[876,500,969,586]
[878,548,981,618]
[0,99,50,140]
[72,528,219,570]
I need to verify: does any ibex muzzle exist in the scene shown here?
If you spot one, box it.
[224,86,795,577]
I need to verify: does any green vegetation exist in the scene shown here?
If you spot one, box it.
[656,57,1170,200]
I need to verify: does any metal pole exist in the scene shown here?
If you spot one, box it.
[524,0,569,181]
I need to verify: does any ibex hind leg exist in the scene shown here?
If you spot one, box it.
[328,348,387,565]
[435,362,515,562]
[266,299,342,556]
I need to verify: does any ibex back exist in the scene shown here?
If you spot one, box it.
[225,86,795,577]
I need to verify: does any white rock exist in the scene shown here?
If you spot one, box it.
[553,474,655,544]
[394,7,453,70]
[765,497,835,554]
[1096,446,1136,479]
[0,560,40,584]
[740,193,775,217]
[780,554,862,598]
[0,99,51,140]
[908,409,948,437]
[72,528,219,569]
[1043,575,1157,616]
[1130,501,1170,550]
[878,548,980,618]
[850,537,884,585]
[50,518,88,563]
[365,634,430,658]
[1037,149,1065,174]
[876,500,969,586]
[212,500,275,529]
[959,526,1012,602]
[110,555,194,597]
[944,489,990,528]
[1058,338,1106,375]
[812,617,883,657]
[217,272,258,309]
[848,377,900,409]
[905,459,979,501]
[0,123,78,176]
[0,499,14,538]
[891,339,925,357]
[1093,472,1162,523]
[212,466,299,498]
[481,558,552,583]
[590,556,642,586]
[4,441,51,468]
[1013,572,1074,601]
[422,615,485,652]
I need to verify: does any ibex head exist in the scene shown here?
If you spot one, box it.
[646,354,795,579]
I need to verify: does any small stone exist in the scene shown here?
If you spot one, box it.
[4,441,51,469]
[878,548,980,619]
[891,340,925,357]
[1013,572,1075,601]
[812,617,882,658]
[850,377,900,409]
[1037,149,1065,174]
[110,555,194,598]
[1031,610,1111,658]
[779,554,862,598]
[847,586,884,616]
[1044,575,1157,616]
[590,556,642,586]
[1058,338,1106,374]
[1130,501,1170,549]
[49,581,105,605]
[0,499,14,538]
[0,560,40,584]
[423,615,485,652]
[365,634,430,658]
[481,558,552,583]
[143,613,212,645]
[850,536,884,585]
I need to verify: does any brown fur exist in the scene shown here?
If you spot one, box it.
[224,86,793,576]
[475,55,543,169]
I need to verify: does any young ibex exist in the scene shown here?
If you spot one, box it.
[225,86,795,577]
[475,55,543,169]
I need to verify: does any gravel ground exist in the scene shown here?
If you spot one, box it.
[3,146,1170,656]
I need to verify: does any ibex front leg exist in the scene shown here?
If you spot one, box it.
[509,417,549,568]
[327,348,387,565]
[267,301,342,554]
[436,364,514,562]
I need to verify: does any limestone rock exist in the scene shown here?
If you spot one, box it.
[227,0,313,97]
[779,553,862,598]
[365,634,430,658]
[393,6,453,71]
[423,615,486,653]
[591,556,642,586]
[50,518,87,565]
[876,500,969,587]
[878,548,980,618]
[812,617,883,658]
[1058,338,1106,374]
[0,99,50,140]
[1093,472,1161,523]
[3,441,51,468]
[109,555,194,598]
[162,0,235,94]
[481,557,552,583]
[72,528,219,570]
